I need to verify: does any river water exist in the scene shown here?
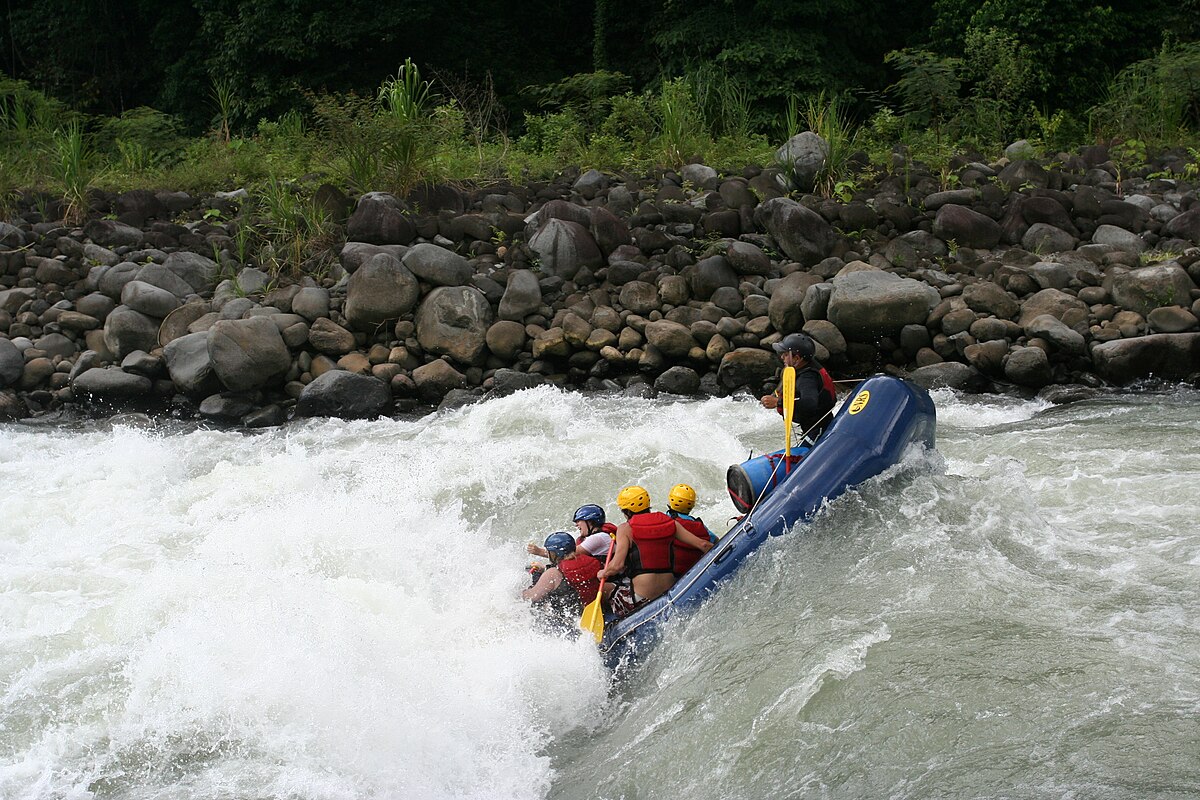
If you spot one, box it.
[1,384,1197,800]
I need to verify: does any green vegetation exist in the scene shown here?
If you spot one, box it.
[0,0,1199,205]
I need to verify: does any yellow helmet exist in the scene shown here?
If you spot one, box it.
[617,485,651,513]
[667,483,697,513]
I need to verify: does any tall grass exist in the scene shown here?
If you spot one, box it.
[256,177,337,278]
[797,91,858,198]
[1090,42,1200,143]
[49,120,91,222]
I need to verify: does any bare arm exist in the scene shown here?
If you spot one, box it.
[598,525,631,579]
[526,543,549,558]
[521,567,563,601]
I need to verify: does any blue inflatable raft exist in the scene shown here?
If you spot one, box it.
[598,374,936,669]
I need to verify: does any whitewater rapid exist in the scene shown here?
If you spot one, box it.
[2,385,1198,799]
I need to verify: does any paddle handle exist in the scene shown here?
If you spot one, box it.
[782,366,796,458]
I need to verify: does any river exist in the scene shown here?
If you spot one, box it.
[1,384,1197,799]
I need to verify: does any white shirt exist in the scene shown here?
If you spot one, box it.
[577,532,613,558]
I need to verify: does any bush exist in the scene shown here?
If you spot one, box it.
[1091,42,1200,143]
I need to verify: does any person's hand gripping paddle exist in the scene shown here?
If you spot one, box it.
[580,536,616,644]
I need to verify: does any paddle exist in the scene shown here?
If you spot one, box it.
[782,365,796,458]
[580,536,617,644]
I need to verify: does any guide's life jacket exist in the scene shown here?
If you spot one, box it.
[671,515,711,576]
[556,553,602,605]
[628,511,676,574]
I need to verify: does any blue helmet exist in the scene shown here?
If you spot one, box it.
[544,532,576,558]
[572,504,606,525]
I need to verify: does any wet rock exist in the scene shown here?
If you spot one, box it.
[296,370,392,418]
[1091,333,1200,382]
[103,306,160,360]
[1107,264,1196,316]
[163,331,218,395]
[415,286,493,364]
[71,366,152,398]
[498,270,542,321]
[909,362,980,390]
[932,205,1002,250]
[1003,346,1053,387]
[207,317,291,391]
[243,403,287,428]
[412,358,466,402]
[1147,306,1198,333]
[489,368,544,396]
[1,339,27,387]
[654,365,701,395]
[717,347,776,391]
[308,318,356,356]
[345,252,420,330]
[199,393,255,420]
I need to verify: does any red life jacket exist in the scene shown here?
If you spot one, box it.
[558,553,602,605]
[672,516,709,576]
[628,511,676,573]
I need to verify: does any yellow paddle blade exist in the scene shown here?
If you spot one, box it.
[580,592,604,643]
[782,365,796,457]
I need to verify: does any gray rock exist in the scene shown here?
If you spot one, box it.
[34,333,76,359]
[1004,346,1053,387]
[619,281,659,315]
[573,169,609,199]
[415,286,493,364]
[489,368,545,396]
[0,221,27,249]
[1163,207,1200,244]
[1004,140,1038,160]
[645,320,695,358]
[236,268,271,295]
[308,318,356,356]
[0,389,23,420]
[163,332,218,395]
[689,255,738,300]
[497,270,542,321]
[1091,333,1200,382]
[681,163,718,188]
[826,270,940,340]
[963,339,1009,373]
[717,347,776,391]
[218,297,256,320]
[339,241,410,274]
[83,243,120,267]
[1107,264,1196,315]
[76,292,117,321]
[922,188,977,211]
[98,262,142,300]
[0,338,22,388]
[164,251,219,293]
[134,262,196,299]
[243,403,287,428]
[412,358,466,403]
[654,365,701,395]
[103,305,160,360]
[774,131,828,193]
[207,317,291,391]
[344,253,421,330]
[296,370,392,419]
[84,219,143,248]
[199,393,256,420]
[346,192,416,245]
[768,272,821,334]
[1017,288,1088,328]
[528,218,603,279]
[158,301,211,346]
[1092,224,1147,254]
[932,205,1002,250]
[485,321,527,360]
[1022,223,1076,254]
[121,280,180,318]
[1025,314,1085,353]
[0,287,36,314]
[1147,306,1198,333]
[71,366,152,398]
[961,281,1019,320]
[1022,261,1073,290]
[724,240,772,276]
[909,362,979,390]
[401,243,473,287]
[801,282,833,322]
[292,287,331,322]
[753,197,836,266]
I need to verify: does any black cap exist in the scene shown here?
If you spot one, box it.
[772,333,815,357]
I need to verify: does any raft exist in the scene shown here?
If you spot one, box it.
[598,374,937,669]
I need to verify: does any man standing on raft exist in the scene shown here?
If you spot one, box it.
[760,333,837,442]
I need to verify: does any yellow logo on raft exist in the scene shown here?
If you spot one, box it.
[848,390,870,415]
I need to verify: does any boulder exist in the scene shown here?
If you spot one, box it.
[295,370,392,419]
[0,338,22,388]
[590,206,632,255]
[1022,223,1076,254]
[801,282,833,322]
[71,366,152,398]
[774,131,828,193]
[121,280,180,318]
[962,281,1019,320]
[1017,289,1088,328]
[163,331,218,395]
[1163,207,1200,244]
[158,302,210,346]
[1092,224,1146,254]
[1004,346,1053,387]
[908,362,980,390]
[134,262,195,299]
[98,262,141,299]
[1147,306,1198,333]
[0,287,36,314]
[163,251,219,293]
[415,286,493,364]
[83,219,143,248]
[724,241,772,276]
[1025,314,1085,354]
[411,358,466,402]
[618,281,659,315]
[308,318,356,356]
[402,243,473,287]
[932,204,1002,250]
[645,320,695,358]
[527,218,603,279]
[498,270,543,322]
[753,197,836,266]
[802,319,847,357]
[689,255,738,300]
[340,241,409,274]
[292,287,331,322]
[654,366,701,395]
[826,270,940,340]
[1107,264,1196,316]
[344,252,421,330]
[103,306,160,360]
[34,333,76,359]
[207,317,291,391]
[199,393,256,420]
[769,271,822,334]
[346,192,416,245]
[717,347,776,391]
[485,320,527,359]
[489,368,545,396]
[1091,333,1200,382]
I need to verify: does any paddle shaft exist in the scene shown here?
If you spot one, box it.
[782,366,796,458]
[580,535,617,643]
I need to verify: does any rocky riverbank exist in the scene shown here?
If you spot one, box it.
[2,141,1200,426]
